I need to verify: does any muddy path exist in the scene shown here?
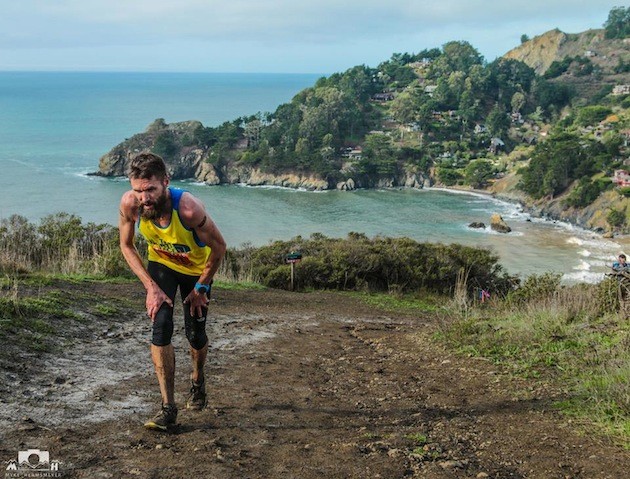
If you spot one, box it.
[1,283,628,478]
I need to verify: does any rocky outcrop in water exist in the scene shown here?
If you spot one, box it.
[95,119,434,191]
[490,214,512,234]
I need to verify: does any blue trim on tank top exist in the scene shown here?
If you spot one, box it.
[170,187,206,248]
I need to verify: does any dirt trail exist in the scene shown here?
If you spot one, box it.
[1,284,628,478]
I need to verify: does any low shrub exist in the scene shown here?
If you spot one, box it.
[227,233,517,296]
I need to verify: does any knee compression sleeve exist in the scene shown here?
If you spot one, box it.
[185,315,208,350]
[152,303,174,346]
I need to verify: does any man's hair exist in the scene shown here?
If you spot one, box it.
[620,254,627,260]
[127,153,168,180]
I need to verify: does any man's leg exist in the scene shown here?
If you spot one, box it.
[186,338,209,410]
[145,263,179,431]
[180,275,210,410]
[190,341,208,385]
[151,342,176,405]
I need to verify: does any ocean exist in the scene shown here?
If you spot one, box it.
[0,71,624,282]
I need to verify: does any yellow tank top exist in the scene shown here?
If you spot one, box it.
[138,188,210,276]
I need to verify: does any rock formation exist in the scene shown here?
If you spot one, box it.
[490,214,512,233]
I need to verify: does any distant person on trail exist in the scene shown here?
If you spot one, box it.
[118,152,226,432]
[612,254,630,274]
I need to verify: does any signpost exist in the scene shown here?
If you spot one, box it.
[285,251,303,291]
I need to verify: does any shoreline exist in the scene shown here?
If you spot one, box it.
[432,183,630,241]
[98,170,625,242]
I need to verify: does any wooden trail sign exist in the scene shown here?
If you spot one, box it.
[285,251,303,291]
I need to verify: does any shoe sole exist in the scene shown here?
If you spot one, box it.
[143,420,176,432]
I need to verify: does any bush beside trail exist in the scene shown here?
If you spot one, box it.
[0,213,132,277]
[223,232,518,296]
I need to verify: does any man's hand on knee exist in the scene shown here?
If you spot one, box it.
[146,285,173,321]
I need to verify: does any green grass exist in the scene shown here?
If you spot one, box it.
[0,273,55,288]
[0,274,137,352]
[92,303,120,316]
[345,291,445,313]
[439,285,630,447]
[0,273,136,289]
[54,274,136,284]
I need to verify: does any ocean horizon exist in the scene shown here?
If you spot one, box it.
[0,71,625,282]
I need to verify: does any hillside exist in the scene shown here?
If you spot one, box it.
[504,27,630,100]
[96,7,630,233]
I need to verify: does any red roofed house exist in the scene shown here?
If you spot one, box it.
[613,169,630,187]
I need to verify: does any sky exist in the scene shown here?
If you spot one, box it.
[0,1,623,74]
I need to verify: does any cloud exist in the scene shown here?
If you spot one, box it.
[0,0,620,71]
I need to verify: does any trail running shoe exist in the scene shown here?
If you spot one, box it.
[144,404,178,431]
[186,380,207,410]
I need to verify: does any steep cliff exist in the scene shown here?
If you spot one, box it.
[97,119,205,178]
[504,27,630,76]
[504,29,568,75]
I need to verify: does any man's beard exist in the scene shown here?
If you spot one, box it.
[140,190,169,220]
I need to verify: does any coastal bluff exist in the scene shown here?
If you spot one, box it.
[94,119,432,191]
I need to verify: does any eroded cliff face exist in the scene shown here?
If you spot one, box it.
[97,119,205,179]
[504,27,629,76]
[504,29,567,75]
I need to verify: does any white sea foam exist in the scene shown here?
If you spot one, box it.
[235,182,317,192]
[574,260,591,271]
[562,270,606,284]
[432,187,629,283]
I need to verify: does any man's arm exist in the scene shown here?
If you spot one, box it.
[178,193,227,316]
[118,192,173,320]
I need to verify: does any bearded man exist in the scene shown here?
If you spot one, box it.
[118,152,226,431]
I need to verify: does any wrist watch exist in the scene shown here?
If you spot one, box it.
[195,281,212,294]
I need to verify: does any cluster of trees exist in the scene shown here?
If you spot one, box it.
[0,213,128,276]
[218,40,575,185]
[544,56,595,79]
[604,6,630,39]
[518,131,618,199]
[224,233,517,295]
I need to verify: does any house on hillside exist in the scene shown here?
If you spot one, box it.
[403,122,422,132]
[488,137,505,154]
[424,85,437,96]
[474,124,488,134]
[613,85,630,96]
[347,146,363,160]
[372,92,394,102]
[613,169,630,187]
[341,146,363,159]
